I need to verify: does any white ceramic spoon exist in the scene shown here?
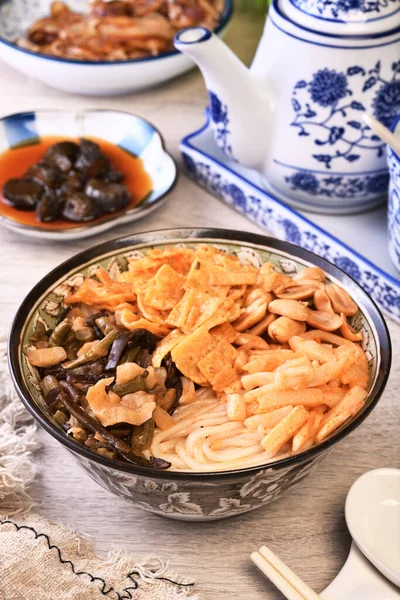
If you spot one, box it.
[321,469,400,600]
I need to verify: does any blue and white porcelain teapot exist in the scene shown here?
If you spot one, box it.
[175,0,400,214]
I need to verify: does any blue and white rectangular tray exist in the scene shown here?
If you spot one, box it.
[180,116,400,323]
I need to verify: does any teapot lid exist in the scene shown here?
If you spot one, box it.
[281,0,400,34]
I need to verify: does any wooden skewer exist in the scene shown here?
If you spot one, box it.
[362,113,400,157]
[251,545,322,600]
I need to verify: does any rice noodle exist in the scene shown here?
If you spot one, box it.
[151,390,291,471]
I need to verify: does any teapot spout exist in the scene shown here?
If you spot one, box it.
[174,28,272,170]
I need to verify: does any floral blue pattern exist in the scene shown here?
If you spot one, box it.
[286,172,319,194]
[290,61,400,169]
[309,68,348,107]
[372,78,400,129]
[285,169,389,198]
[208,91,235,161]
[181,150,400,321]
[279,219,302,245]
[210,92,225,124]
[227,183,247,210]
[291,0,400,20]
[333,256,362,281]
[388,188,400,267]
[388,147,400,272]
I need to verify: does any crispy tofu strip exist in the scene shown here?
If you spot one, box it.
[261,406,309,457]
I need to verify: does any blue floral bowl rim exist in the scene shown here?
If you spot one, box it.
[0,108,178,235]
[389,114,400,164]
[0,0,233,65]
[8,227,392,481]
[273,0,400,40]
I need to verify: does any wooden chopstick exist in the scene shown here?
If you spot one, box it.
[251,545,322,600]
[251,551,306,600]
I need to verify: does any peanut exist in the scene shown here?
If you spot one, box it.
[268,316,307,344]
[306,309,343,332]
[275,284,321,301]
[244,288,272,307]
[339,313,363,341]
[314,288,334,312]
[261,272,294,293]
[233,297,268,332]
[248,312,276,336]
[294,267,326,282]
[326,284,359,316]
[268,299,309,321]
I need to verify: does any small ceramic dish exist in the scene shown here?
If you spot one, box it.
[0,109,177,241]
[0,0,233,96]
[8,228,391,521]
[387,115,400,273]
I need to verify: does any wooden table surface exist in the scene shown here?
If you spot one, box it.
[1,13,399,599]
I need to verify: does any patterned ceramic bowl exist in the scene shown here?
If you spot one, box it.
[0,0,233,96]
[387,115,400,273]
[8,228,391,521]
[0,109,177,241]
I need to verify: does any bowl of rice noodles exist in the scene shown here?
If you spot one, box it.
[9,228,391,520]
[0,0,232,95]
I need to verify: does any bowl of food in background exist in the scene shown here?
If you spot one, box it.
[0,0,232,95]
[0,109,177,240]
[387,114,400,273]
[8,228,391,520]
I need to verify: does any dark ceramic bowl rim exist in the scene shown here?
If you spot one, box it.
[0,108,178,235]
[8,227,392,481]
[0,0,233,66]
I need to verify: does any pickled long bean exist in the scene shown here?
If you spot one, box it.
[64,329,119,369]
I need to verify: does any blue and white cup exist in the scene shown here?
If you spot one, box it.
[387,115,400,273]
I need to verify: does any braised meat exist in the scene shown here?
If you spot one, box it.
[16,0,223,61]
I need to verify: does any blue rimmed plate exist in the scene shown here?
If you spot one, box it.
[0,109,177,240]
